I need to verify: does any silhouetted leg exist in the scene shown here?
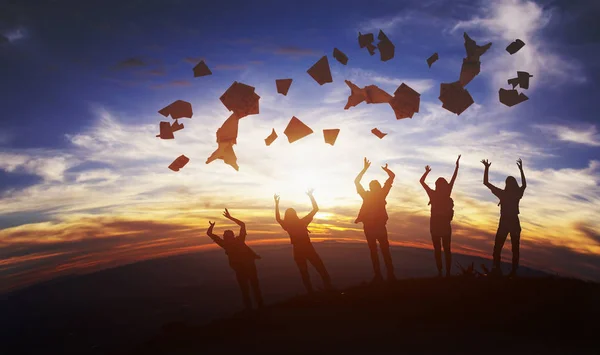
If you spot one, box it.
[365,226,382,281]
[442,233,452,277]
[509,226,521,277]
[294,247,313,293]
[235,270,252,310]
[306,245,332,289]
[493,221,509,273]
[377,226,395,280]
[247,262,264,308]
[431,234,443,277]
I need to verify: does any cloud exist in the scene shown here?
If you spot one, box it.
[359,13,411,32]
[112,57,147,70]
[532,124,600,147]
[343,68,436,93]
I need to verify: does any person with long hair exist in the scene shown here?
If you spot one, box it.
[274,189,333,293]
[206,209,264,310]
[354,158,396,283]
[420,155,461,277]
[481,158,527,277]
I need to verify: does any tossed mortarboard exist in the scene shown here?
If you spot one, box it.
[193,60,212,77]
[307,56,333,85]
[371,128,387,139]
[389,83,421,120]
[439,81,474,115]
[220,81,260,119]
[459,58,481,86]
[427,52,439,68]
[156,121,174,139]
[344,80,367,110]
[463,32,492,61]
[499,88,529,107]
[206,141,239,171]
[276,79,293,96]
[216,113,240,144]
[358,32,377,55]
[158,100,193,119]
[377,30,395,62]
[168,155,190,172]
[365,85,393,104]
[171,120,184,133]
[265,129,278,146]
[333,48,348,65]
[507,71,533,89]
[323,129,340,146]
[506,39,525,55]
[284,116,314,143]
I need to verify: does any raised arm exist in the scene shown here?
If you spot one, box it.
[481,159,502,198]
[304,189,319,220]
[381,163,395,197]
[274,194,283,226]
[223,208,246,241]
[206,221,224,247]
[420,165,433,194]
[354,157,371,197]
[449,154,461,193]
[517,158,526,192]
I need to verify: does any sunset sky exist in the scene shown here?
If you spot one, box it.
[1,0,599,292]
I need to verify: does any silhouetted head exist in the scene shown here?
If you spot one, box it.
[435,177,450,196]
[284,208,299,222]
[223,230,235,242]
[505,176,519,194]
[369,180,382,192]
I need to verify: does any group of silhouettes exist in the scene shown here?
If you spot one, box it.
[206,156,527,310]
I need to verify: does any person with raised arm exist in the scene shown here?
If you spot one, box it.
[354,157,396,283]
[274,189,333,294]
[481,158,527,277]
[206,208,264,310]
[420,155,461,277]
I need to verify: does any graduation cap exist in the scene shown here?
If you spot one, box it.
[463,32,492,61]
[507,71,533,89]
[206,141,239,171]
[284,116,314,143]
[376,30,395,62]
[323,129,340,146]
[265,129,278,146]
[427,52,439,68]
[365,85,393,104]
[168,155,189,172]
[499,88,528,107]
[193,60,212,77]
[358,32,377,55]
[156,121,174,139]
[220,81,260,119]
[389,83,421,120]
[158,100,193,119]
[506,39,525,55]
[439,81,474,115]
[171,120,184,133]
[459,58,481,86]
[307,56,333,85]
[216,113,240,144]
[344,80,367,110]
[371,128,387,139]
[276,79,293,96]
[333,48,348,65]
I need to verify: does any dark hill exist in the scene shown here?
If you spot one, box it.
[131,276,600,355]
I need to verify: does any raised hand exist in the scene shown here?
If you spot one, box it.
[209,221,215,228]
[363,157,371,170]
[223,208,232,219]
[481,159,491,168]
[274,194,280,203]
[381,163,389,172]
[456,154,461,166]
[425,165,431,173]
[516,158,523,170]
[306,188,315,196]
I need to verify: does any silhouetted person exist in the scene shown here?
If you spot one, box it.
[420,155,461,277]
[275,189,333,293]
[354,158,396,283]
[482,158,527,277]
[207,209,264,310]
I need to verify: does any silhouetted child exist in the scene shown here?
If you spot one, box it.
[275,189,333,293]
[354,158,396,283]
[207,209,264,310]
[420,155,461,277]
[481,158,527,277]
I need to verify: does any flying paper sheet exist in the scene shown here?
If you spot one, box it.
[499,88,529,107]
[389,83,421,120]
[276,79,293,96]
[216,113,240,144]
[158,100,193,119]
[265,129,278,146]
[171,120,184,133]
[358,32,376,55]
[193,60,212,77]
[307,56,333,85]
[206,141,239,171]
[459,59,481,86]
[156,121,174,139]
[344,80,367,110]
[427,52,439,68]
[377,30,395,62]
[463,32,492,61]
[371,128,387,139]
[507,71,533,89]
[323,129,340,146]
[439,81,474,115]
[220,82,260,119]
[506,39,525,55]
[284,116,314,143]
[365,85,393,104]
[168,155,190,172]
[333,48,348,65]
